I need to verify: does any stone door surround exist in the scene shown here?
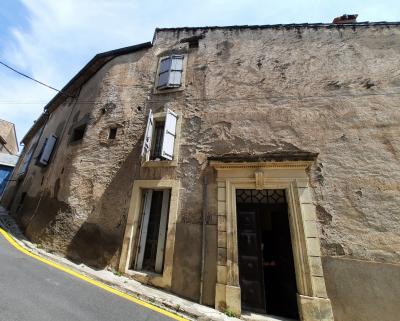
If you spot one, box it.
[118,179,180,290]
[211,160,334,321]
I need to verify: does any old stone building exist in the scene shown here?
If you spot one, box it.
[0,119,18,195]
[2,21,400,321]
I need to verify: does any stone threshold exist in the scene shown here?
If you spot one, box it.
[242,311,298,321]
[0,207,239,321]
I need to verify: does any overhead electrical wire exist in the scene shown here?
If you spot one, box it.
[1,59,400,107]
[0,60,70,97]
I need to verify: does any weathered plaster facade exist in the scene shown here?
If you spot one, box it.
[0,119,18,155]
[2,22,400,321]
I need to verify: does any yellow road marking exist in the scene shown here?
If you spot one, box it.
[0,227,188,321]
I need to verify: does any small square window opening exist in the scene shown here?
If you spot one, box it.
[108,128,117,139]
[189,40,199,48]
[71,124,87,142]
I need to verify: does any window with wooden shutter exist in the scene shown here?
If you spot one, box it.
[135,189,171,274]
[158,57,172,88]
[161,109,177,160]
[156,55,184,89]
[141,110,154,161]
[142,109,179,164]
[18,146,34,177]
[38,134,57,166]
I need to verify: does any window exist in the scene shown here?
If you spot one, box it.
[37,134,57,166]
[157,55,184,89]
[151,121,165,159]
[71,124,87,142]
[134,189,171,273]
[141,109,178,162]
[108,128,117,139]
[18,146,34,177]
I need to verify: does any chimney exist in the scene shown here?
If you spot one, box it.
[332,14,358,24]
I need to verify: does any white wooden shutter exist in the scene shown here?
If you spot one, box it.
[135,190,153,271]
[141,110,154,161]
[38,134,57,166]
[155,189,170,273]
[168,55,184,87]
[18,147,34,176]
[161,109,177,160]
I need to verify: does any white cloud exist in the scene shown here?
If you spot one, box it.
[0,0,398,145]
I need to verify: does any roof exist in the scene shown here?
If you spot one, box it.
[21,42,152,145]
[155,21,400,32]
[21,20,400,144]
[0,153,19,167]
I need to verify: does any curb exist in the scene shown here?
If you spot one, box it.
[0,226,191,321]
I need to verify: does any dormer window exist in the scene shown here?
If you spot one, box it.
[157,55,184,89]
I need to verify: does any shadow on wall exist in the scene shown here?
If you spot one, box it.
[65,145,143,269]
[66,222,120,269]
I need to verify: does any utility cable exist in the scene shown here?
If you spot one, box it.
[0,60,71,97]
[0,91,400,105]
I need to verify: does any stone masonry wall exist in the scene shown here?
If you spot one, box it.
[2,24,400,318]
[152,25,400,314]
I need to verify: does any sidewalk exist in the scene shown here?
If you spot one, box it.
[0,207,239,321]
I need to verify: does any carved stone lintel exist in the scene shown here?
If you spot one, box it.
[255,169,264,189]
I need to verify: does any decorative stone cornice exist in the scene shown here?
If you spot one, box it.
[210,160,313,170]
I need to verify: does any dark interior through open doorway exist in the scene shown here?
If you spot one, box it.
[236,189,299,319]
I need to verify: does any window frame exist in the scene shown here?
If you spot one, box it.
[141,110,181,167]
[134,188,171,274]
[70,123,87,143]
[154,54,187,94]
[118,179,180,290]
[18,145,35,178]
[37,133,57,167]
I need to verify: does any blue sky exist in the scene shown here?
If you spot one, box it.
[0,0,399,147]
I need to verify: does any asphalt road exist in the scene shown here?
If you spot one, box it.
[0,233,174,321]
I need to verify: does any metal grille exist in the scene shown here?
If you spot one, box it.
[236,189,286,204]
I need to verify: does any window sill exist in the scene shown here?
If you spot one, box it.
[153,86,185,95]
[142,160,177,167]
[126,269,163,285]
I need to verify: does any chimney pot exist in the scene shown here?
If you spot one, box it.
[332,14,358,24]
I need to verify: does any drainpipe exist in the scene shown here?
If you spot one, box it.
[199,174,208,304]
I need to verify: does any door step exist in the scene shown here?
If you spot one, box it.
[242,311,298,321]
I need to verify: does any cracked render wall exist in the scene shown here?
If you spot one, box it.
[2,24,400,320]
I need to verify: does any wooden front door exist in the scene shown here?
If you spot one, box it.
[236,189,299,318]
[237,207,266,312]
